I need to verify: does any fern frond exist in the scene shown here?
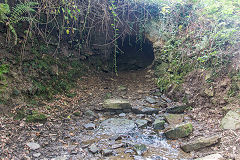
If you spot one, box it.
[10,2,38,24]
[10,16,37,24]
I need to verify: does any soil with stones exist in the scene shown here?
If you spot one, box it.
[0,69,239,160]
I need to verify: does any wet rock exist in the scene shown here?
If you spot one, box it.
[99,118,136,134]
[125,149,134,153]
[133,144,147,155]
[135,119,148,128]
[119,113,126,117]
[88,144,99,154]
[145,96,157,104]
[166,102,188,114]
[153,119,165,130]
[132,106,159,115]
[26,142,40,150]
[33,153,41,158]
[85,110,96,117]
[134,155,145,160]
[221,110,240,130]
[181,135,221,152]
[102,149,113,156]
[112,143,124,149]
[164,114,184,125]
[161,95,172,103]
[84,123,95,130]
[194,154,224,160]
[103,99,131,110]
[165,122,193,139]
[109,135,123,141]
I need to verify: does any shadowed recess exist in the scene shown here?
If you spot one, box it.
[116,35,154,71]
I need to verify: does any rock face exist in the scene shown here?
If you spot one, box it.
[165,123,193,139]
[99,118,136,134]
[181,135,221,152]
[132,105,159,115]
[194,154,224,160]
[164,114,184,125]
[166,102,188,114]
[103,99,131,110]
[221,110,240,130]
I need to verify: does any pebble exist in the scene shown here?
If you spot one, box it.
[112,143,124,149]
[102,149,113,156]
[88,144,99,154]
[33,153,41,158]
[119,113,126,117]
[26,142,40,150]
[145,96,157,104]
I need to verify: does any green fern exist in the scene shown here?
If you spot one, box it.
[10,2,38,24]
[0,1,38,45]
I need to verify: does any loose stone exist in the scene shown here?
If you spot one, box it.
[102,149,113,156]
[221,110,240,130]
[165,122,193,139]
[88,144,99,154]
[181,135,221,152]
[194,154,224,160]
[153,119,165,130]
[135,119,148,128]
[26,142,40,150]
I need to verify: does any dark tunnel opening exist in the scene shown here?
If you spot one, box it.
[115,35,154,71]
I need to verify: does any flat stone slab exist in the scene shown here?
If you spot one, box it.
[103,99,131,110]
[181,135,221,152]
[99,118,136,134]
[194,154,224,160]
[165,122,193,139]
[132,105,159,115]
[221,110,240,130]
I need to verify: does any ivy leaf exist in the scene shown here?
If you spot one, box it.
[66,29,70,34]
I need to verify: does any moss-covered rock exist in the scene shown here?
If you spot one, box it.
[165,122,193,139]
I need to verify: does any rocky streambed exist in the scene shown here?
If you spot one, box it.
[4,95,222,160]
[1,70,239,160]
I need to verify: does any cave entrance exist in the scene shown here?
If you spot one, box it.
[116,35,154,71]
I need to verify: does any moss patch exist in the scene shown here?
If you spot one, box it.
[26,111,47,123]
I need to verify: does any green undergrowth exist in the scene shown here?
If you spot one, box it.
[14,109,47,123]
[155,39,194,92]
[0,63,9,92]
[22,44,86,99]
